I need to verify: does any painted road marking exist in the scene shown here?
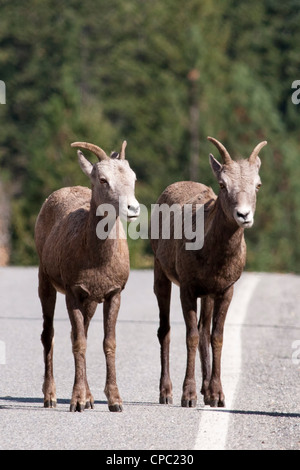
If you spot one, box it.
[194,273,261,450]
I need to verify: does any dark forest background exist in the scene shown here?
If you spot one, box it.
[1,0,300,271]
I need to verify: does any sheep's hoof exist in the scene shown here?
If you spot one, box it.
[181,398,197,408]
[210,398,225,408]
[85,400,94,410]
[203,396,211,406]
[159,395,173,405]
[70,402,85,412]
[44,399,56,408]
[108,403,123,412]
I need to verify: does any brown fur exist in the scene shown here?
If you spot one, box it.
[35,141,139,412]
[151,137,267,407]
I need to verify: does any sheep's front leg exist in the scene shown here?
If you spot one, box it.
[154,259,173,405]
[66,291,89,412]
[180,289,198,407]
[210,286,234,407]
[103,292,123,412]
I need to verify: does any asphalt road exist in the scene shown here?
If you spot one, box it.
[0,267,299,450]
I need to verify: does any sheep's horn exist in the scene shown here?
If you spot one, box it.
[120,140,127,160]
[71,142,109,161]
[207,136,232,165]
[248,141,267,163]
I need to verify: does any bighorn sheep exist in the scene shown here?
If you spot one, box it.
[34,140,140,412]
[151,137,267,407]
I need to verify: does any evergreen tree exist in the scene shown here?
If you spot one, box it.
[0,0,300,271]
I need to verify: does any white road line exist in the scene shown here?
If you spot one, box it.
[194,272,261,450]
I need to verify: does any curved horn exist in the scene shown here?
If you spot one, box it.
[249,141,267,163]
[207,136,232,164]
[120,140,127,160]
[71,142,109,161]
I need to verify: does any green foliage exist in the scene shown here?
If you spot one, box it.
[0,0,300,272]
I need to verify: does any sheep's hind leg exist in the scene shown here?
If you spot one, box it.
[103,292,123,412]
[83,300,98,409]
[154,259,173,405]
[39,269,57,408]
[66,289,90,412]
[180,289,198,407]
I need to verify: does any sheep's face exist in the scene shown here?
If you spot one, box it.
[210,155,262,228]
[92,159,140,221]
[75,144,140,222]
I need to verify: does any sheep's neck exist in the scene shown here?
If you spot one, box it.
[205,197,245,259]
[87,195,121,248]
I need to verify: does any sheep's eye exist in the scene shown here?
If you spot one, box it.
[219,182,226,189]
[100,177,108,185]
[256,183,262,191]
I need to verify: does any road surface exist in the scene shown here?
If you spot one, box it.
[0,267,299,450]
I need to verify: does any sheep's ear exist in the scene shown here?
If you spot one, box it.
[256,156,262,171]
[110,151,120,159]
[77,150,93,177]
[209,153,222,177]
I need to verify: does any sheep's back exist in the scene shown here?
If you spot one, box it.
[34,186,90,259]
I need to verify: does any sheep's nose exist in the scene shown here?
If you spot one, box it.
[236,210,250,220]
[235,206,254,228]
[127,203,140,219]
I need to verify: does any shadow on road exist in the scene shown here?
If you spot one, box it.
[0,395,107,409]
[200,406,300,419]
[1,395,299,420]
